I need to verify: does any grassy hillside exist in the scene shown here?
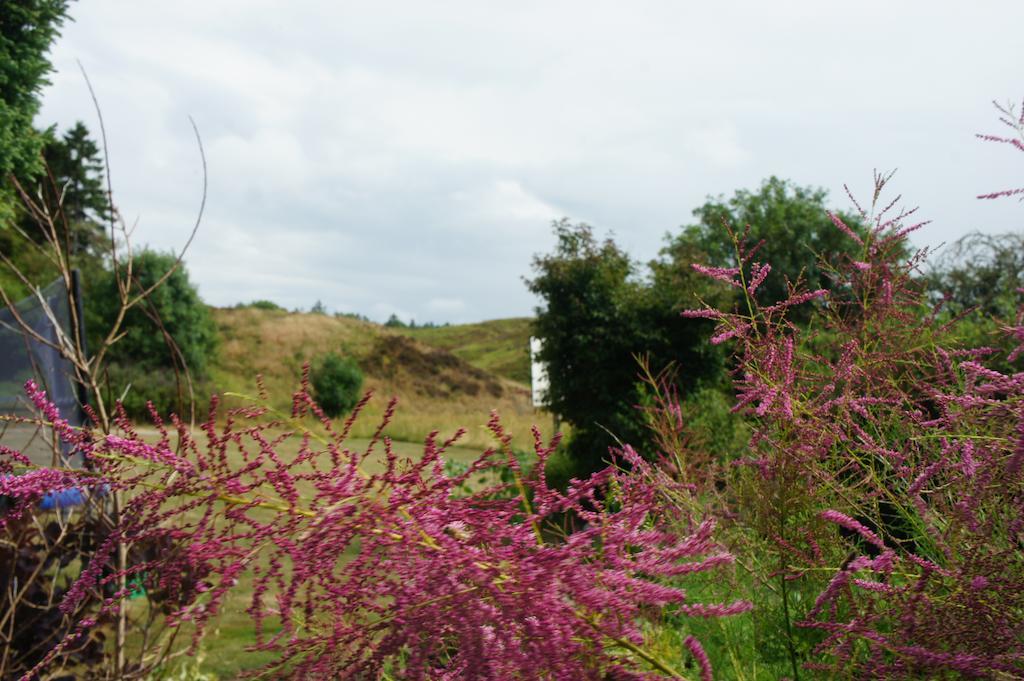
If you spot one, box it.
[209,309,548,450]
[400,317,533,384]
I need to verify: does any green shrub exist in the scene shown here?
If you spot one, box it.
[310,353,364,418]
[542,445,579,492]
[237,299,283,311]
[88,250,218,375]
[103,362,212,420]
[526,221,724,480]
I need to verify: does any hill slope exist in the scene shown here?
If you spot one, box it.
[209,309,544,449]
[399,317,533,384]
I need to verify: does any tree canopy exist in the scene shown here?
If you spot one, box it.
[927,231,1024,317]
[0,2,105,299]
[89,250,217,376]
[528,179,877,477]
[32,121,110,253]
[925,231,1024,375]
[527,220,722,476]
[668,176,867,320]
[0,0,71,182]
[3,122,110,275]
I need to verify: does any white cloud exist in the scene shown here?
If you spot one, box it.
[426,298,466,315]
[372,303,414,324]
[35,0,1024,323]
[452,180,562,230]
[684,123,751,169]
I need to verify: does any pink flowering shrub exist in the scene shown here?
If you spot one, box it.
[5,95,1021,681]
[6,372,750,680]
[684,170,1024,677]
[976,96,1024,201]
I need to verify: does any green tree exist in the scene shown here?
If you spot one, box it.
[0,1,77,296]
[32,122,110,254]
[86,251,217,418]
[1,122,110,298]
[670,176,867,320]
[384,313,407,328]
[310,353,364,418]
[926,231,1024,375]
[0,0,71,183]
[526,220,721,477]
[89,250,217,375]
[926,231,1023,317]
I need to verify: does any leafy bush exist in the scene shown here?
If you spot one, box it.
[86,250,218,417]
[526,220,723,478]
[310,352,364,418]
[103,361,212,420]
[236,299,284,311]
[88,250,218,375]
[680,170,1024,677]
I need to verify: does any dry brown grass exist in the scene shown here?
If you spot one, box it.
[209,308,560,450]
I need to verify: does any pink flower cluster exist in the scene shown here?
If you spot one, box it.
[686,170,1024,678]
[8,380,749,679]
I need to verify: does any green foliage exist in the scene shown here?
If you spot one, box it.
[236,299,283,311]
[383,313,407,328]
[541,445,580,493]
[334,311,369,322]
[310,299,326,315]
[677,385,749,462]
[926,231,1024,375]
[444,447,535,498]
[89,250,218,375]
[926,230,1023,317]
[310,352,364,418]
[0,233,57,300]
[527,220,722,477]
[103,361,212,420]
[529,179,871,479]
[670,176,867,320]
[85,251,216,417]
[1,121,108,302]
[28,122,110,253]
[0,5,100,300]
[0,0,70,182]
[0,4,105,279]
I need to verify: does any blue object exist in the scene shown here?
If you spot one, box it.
[38,487,86,510]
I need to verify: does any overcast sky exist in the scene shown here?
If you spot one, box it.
[38,1,1024,323]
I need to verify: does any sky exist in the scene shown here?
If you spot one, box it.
[38,1,1024,324]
